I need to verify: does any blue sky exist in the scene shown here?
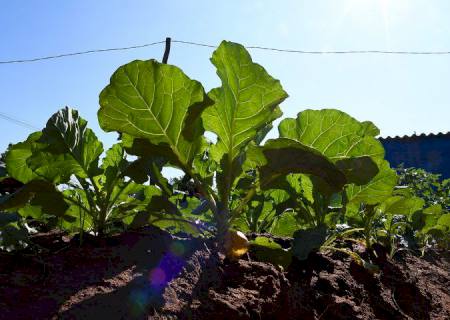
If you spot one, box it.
[1,0,449,153]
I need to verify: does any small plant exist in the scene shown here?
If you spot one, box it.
[0,108,199,241]
[411,204,450,253]
[396,165,450,211]
[0,155,30,251]
[235,109,388,262]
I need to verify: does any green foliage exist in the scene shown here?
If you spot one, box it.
[411,204,450,251]
[2,107,192,240]
[2,39,448,265]
[203,41,287,210]
[345,160,398,205]
[396,165,450,211]
[0,211,29,252]
[247,109,388,260]
[279,109,384,163]
[250,236,292,268]
[98,40,449,262]
[0,152,7,180]
[0,158,30,251]
[98,59,211,169]
[97,40,361,248]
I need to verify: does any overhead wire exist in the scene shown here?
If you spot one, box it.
[0,112,39,130]
[1,38,449,130]
[0,40,166,64]
[1,38,450,65]
[173,40,450,55]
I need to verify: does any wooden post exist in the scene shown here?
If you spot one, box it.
[162,37,171,64]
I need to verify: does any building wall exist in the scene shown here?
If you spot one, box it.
[380,133,450,178]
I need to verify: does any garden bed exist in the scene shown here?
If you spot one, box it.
[0,228,448,320]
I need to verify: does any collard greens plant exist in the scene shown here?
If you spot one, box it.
[97,41,387,257]
[1,40,448,262]
[98,41,291,241]
[1,107,200,240]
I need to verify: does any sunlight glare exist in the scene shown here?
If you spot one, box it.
[344,0,409,48]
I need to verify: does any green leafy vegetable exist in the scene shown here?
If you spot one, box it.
[99,59,212,169]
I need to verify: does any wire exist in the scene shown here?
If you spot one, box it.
[173,40,450,54]
[172,40,217,48]
[0,40,166,64]
[176,40,450,54]
[1,39,450,65]
[0,112,39,130]
[246,47,450,55]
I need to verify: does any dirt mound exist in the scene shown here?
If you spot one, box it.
[0,230,448,320]
[156,250,289,319]
[156,247,449,320]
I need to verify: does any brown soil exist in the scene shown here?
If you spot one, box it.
[0,229,448,320]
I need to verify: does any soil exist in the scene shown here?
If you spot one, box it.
[0,228,448,320]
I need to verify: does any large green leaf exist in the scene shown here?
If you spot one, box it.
[279,109,383,185]
[335,156,379,186]
[359,121,380,137]
[27,151,85,184]
[436,214,450,229]
[202,41,288,200]
[270,211,301,237]
[8,108,104,185]
[101,143,128,185]
[259,138,346,192]
[242,143,267,172]
[379,196,425,217]
[98,59,212,169]
[5,132,43,183]
[113,184,158,226]
[346,160,398,205]
[29,107,104,180]
[279,109,384,161]
[0,180,68,217]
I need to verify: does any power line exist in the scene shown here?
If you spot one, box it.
[246,47,450,55]
[0,112,39,130]
[172,40,217,48]
[0,41,166,64]
[1,39,450,65]
[173,40,450,55]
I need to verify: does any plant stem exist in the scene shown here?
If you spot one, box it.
[231,186,257,220]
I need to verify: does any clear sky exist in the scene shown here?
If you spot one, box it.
[1,0,449,153]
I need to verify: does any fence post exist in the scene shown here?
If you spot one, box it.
[162,37,172,64]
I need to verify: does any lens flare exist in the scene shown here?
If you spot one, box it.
[170,241,186,256]
[128,242,190,315]
[150,267,166,286]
